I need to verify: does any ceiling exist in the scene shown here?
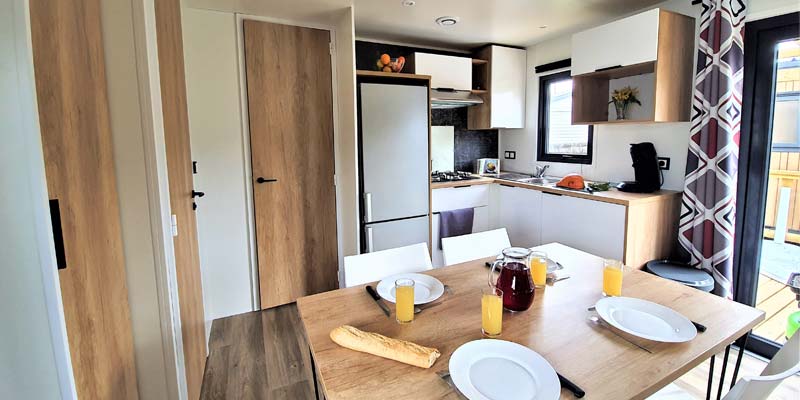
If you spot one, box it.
[184,0,668,50]
[353,0,665,49]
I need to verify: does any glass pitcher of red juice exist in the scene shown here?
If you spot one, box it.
[489,247,534,312]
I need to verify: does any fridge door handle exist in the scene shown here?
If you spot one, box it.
[364,192,373,223]
[365,226,374,253]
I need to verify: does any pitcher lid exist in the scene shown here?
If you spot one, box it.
[501,247,532,259]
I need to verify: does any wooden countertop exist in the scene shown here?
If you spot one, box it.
[297,243,764,400]
[431,175,682,206]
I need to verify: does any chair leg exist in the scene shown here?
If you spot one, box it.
[730,331,751,389]
[706,354,716,400]
[716,345,731,400]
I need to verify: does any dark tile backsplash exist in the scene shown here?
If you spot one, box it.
[432,107,498,172]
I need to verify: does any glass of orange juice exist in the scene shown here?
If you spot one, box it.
[602,259,624,296]
[530,251,548,288]
[395,279,415,324]
[481,286,503,337]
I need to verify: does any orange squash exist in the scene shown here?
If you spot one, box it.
[556,174,586,190]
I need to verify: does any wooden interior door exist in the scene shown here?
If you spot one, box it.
[243,20,339,309]
[29,0,139,398]
[154,0,208,397]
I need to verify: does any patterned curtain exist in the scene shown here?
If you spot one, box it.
[678,0,748,299]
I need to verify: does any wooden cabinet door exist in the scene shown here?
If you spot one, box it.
[29,1,138,398]
[540,193,626,260]
[243,20,338,309]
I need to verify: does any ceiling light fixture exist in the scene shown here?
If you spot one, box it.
[539,25,548,29]
[401,0,416,6]
[435,16,460,27]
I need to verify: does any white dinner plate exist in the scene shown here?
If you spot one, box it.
[595,297,697,343]
[376,273,444,305]
[449,340,560,400]
[494,255,562,273]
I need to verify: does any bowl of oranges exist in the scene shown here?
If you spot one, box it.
[376,53,405,73]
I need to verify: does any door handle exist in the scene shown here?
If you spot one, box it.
[365,226,374,253]
[364,192,373,223]
[594,64,622,72]
[191,190,205,198]
[49,199,67,270]
[256,177,277,184]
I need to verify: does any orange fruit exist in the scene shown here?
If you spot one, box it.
[380,54,391,65]
[382,66,393,72]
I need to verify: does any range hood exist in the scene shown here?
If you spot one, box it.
[430,88,484,109]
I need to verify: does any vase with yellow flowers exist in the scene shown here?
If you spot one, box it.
[609,86,641,120]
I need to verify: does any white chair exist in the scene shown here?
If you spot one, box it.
[649,331,800,400]
[343,242,432,287]
[441,228,511,266]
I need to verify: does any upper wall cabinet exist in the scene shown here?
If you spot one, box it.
[413,52,472,91]
[571,9,661,76]
[469,45,527,130]
[570,8,696,125]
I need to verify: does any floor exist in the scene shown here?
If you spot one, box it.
[201,304,799,400]
[754,273,797,344]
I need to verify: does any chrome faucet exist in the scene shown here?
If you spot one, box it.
[534,164,549,178]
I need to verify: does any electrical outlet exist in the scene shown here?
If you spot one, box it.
[504,151,516,160]
[657,157,670,170]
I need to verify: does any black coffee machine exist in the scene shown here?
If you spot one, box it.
[617,142,662,193]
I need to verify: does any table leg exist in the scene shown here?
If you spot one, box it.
[310,346,320,400]
[716,345,731,400]
[706,354,715,400]
[730,331,751,389]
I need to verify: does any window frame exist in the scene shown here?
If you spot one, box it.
[536,70,594,164]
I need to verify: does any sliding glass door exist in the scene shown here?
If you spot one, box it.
[735,12,800,358]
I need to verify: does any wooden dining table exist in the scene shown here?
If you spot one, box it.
[296,243,764,399]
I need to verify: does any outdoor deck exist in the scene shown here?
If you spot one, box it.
[754,273,797,344]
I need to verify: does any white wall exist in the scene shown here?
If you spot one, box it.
[100,0,182,398]
[333,7,359,283]
[0,0,75,397]
[182,7,254,332]
[499,0,701,190]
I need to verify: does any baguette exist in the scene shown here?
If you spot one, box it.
[329,325,441,368]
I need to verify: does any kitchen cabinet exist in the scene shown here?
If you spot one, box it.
[431,185,491,267]
[495,184,542,248]
[469,45,527,129]
[413,52,472,91]
[570,8,695,124]
[571,9,660,76]
[540,192,626,261]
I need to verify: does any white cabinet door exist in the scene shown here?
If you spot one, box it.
[540,193,625,260]
[571,8,660,75]
[496,184,542,248]
[432,205,490,267]
[414,53,472,91]
[490,46,526,129]
[432,185,490,212]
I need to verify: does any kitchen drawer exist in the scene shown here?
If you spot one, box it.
[432,185,490,212]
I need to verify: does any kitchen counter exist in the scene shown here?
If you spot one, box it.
[431,176,681,206]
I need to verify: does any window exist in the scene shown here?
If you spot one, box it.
[537,71,593,164]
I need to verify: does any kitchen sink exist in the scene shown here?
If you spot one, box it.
[517,177,559,185]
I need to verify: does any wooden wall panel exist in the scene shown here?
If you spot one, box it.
[29,0,139,398]
[153,0,207,397]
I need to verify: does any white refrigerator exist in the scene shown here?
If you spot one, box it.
[359,82,430,252]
